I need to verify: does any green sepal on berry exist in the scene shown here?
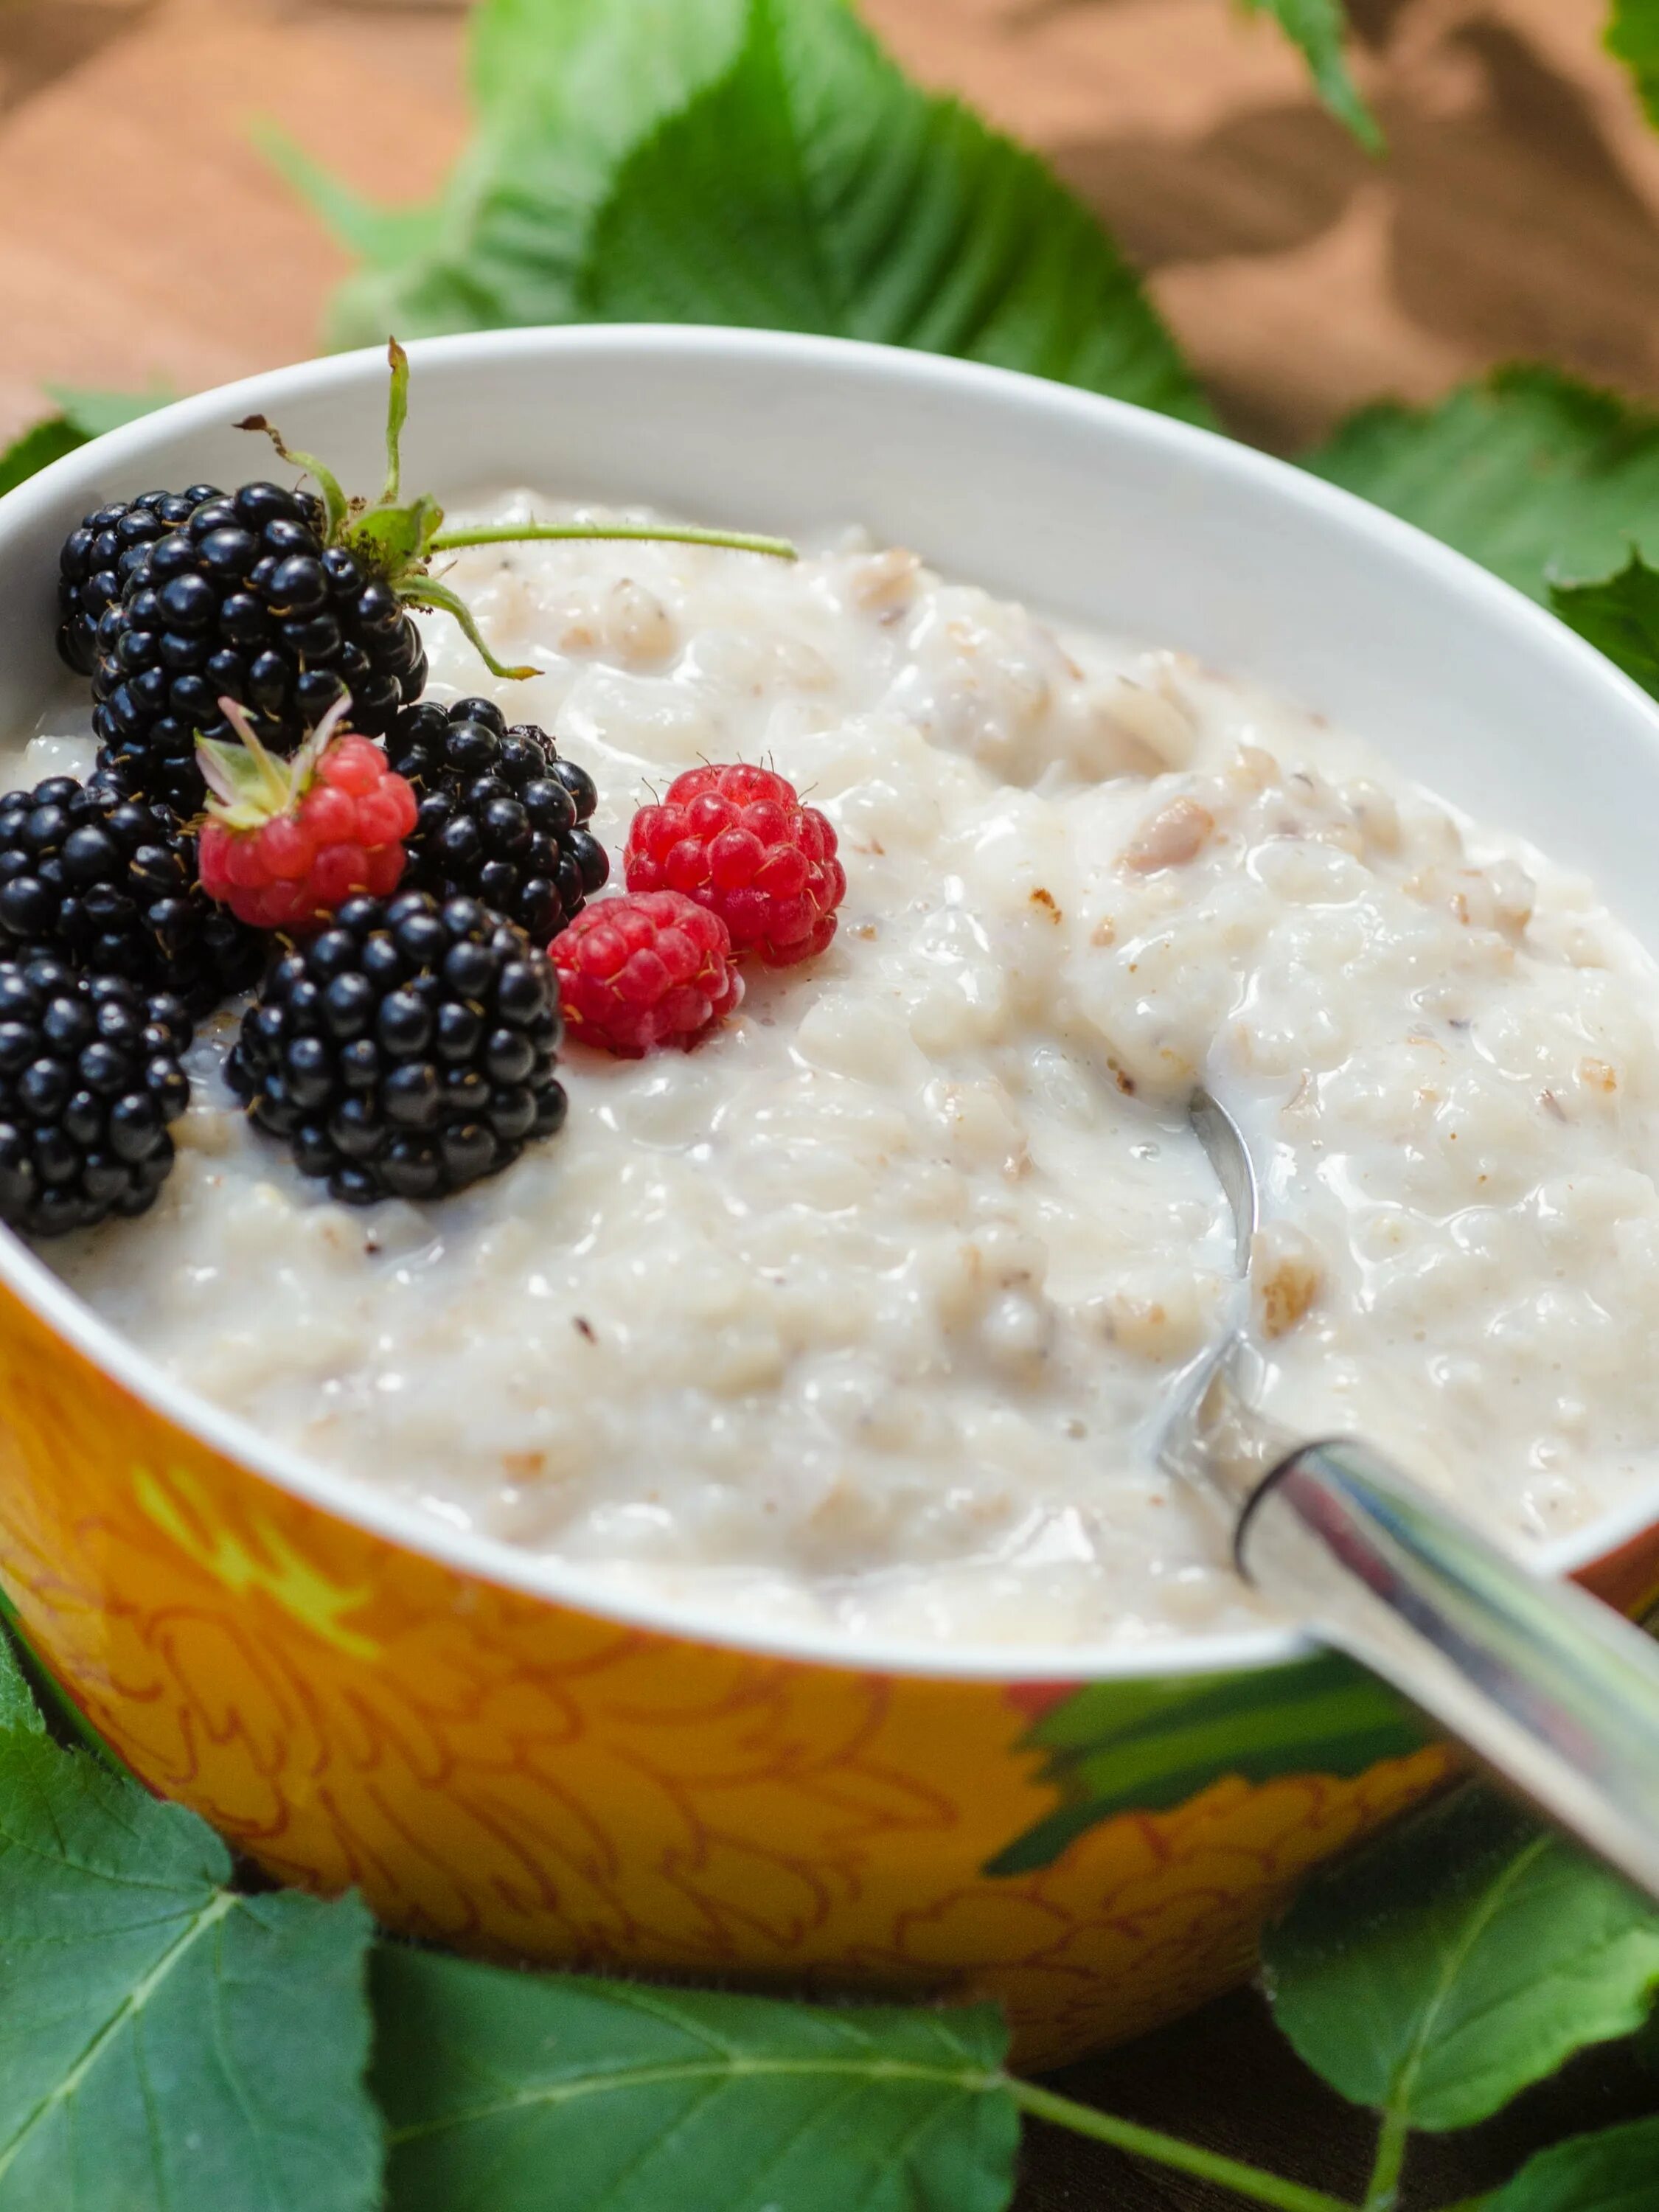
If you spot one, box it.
[197,694,420,932]
[238,340,797,685]
[196,693,352,830]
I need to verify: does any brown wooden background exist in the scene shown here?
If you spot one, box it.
[3,1,1658,2204]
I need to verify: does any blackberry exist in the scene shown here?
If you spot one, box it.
[229,890,566,1206]
[0,954,191,1237]
[87,479,428,816]
[0,775,262,1019]
[386,697,608,942]
[62,341,796,820]
[58,485,221,677]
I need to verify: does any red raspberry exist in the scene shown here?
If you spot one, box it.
[197,697,417,932]
[624,762,845,967]
[552,890,742,1057]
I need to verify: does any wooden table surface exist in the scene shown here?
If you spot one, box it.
[3,2,1656,2203]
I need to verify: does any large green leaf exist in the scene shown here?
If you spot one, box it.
[1264,1787,1659,2134]
[279,0,1208,424]
[373,1946,1017,2212]
[1607,0,1659,129]
[585,0,1206,419]
[1488,2115,1659,2212]
[1305,366,1659,599]
[0,1728,380,2211]
[987,1651,1424,1877]
[1551,552,1659,698]
[1245,1,1379,149]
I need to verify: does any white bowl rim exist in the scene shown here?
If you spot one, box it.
[4,321,1658,1688]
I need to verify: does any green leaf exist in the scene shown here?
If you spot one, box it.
[286,0,1208,425]
[0,1729,381,2211]
[986,1650,1424,1877]
[0,418,87,499]
[0,386,172,501]
[0,1629,43,1740]
[1264,1787,1659,2133]
[310,0,745,349]
[1488,2115,1659,2212]
[373,1946,1018,2212]
[48,384,173,439]
[1607,1,1659,130]
[1551,552,1659,698]
[254,120,440,268]
[1304,366,1659,599]
[0,1601,125,1773]
[1243,0,1380,150]
[586,0,1208,421]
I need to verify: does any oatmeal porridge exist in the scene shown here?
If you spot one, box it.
[25,498,1659,1648]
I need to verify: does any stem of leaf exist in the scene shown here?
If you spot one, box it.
[1008,2079,1357,2212]
[1362,2107,1411,2212]
[429,522,799,562]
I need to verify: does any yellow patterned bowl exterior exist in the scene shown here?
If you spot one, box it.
[0,1271,1474,2070]
[5,332,1659,2071]
[5,1262,1658,2068]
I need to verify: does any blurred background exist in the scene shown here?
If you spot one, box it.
[0,0,1653,453]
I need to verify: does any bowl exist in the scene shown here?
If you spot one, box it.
[1,327,1657,2070]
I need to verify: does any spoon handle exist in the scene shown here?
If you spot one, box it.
[1240,1439,1659,1901]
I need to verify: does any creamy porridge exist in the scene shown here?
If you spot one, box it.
[24,498,1659,1648]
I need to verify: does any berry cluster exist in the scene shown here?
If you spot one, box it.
[0,773,260,1016]
[87,481,430,818]
[228,893,565,1206]
[386,698,608,939]
[13,341,821,1234]
[0,956,190,1237]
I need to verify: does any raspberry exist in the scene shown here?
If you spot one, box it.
[552,891,741,1057]
[624,763,844,966]
[198,698,418,932]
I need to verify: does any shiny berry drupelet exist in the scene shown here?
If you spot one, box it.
[88,481,428,816]
[625,762,844,966]
[228,891,566,1206]
[0,955,191,1237]
[386,696,608,942]
[553,891,741,1057]
[0,775,261,1018]
[58,486,222,678]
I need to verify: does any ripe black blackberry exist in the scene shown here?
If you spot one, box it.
[0,954,191,1237]
[87,478,430,816]
[57,341,795,820]
[58,485,221,677]
[386,697,608,942]
[0,775,262,1020]
[229,890,566,1206]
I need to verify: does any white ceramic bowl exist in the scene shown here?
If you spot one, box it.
[0,329,1654,2064]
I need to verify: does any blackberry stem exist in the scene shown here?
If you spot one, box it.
[428,521,798,562]
[406,576,539,683]
[382,337,411,507]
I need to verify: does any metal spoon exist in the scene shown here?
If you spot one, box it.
[1161,1085,1659,1901]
